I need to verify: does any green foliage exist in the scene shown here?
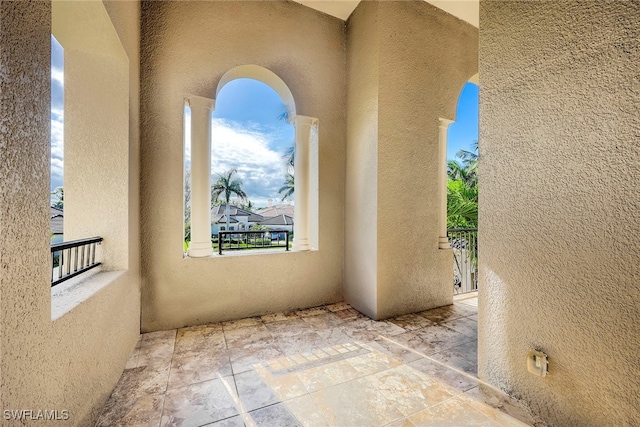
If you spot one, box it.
[184,170,191,241]
[211,168,248,230]
[278,174,294,201]
[212,168,248,205]
[447,142,478,228]
[51,186,64,210]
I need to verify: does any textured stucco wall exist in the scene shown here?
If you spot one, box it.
[345,1,477,319]
[64,49,129,270]
[479,1,640,426]
[0,1,141,425]
[345,1,379,318]
[0,1,53,414]
[56,0,132,272]
[140,1,346,331]
[103,0,142,279]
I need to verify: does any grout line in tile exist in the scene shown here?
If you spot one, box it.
[218,373,257,427]
[378,334,519,409]
[155,393,166,427]
[378,335,478,386]
[158,331,177,425]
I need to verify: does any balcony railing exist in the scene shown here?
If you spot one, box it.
[447,228,477,294]
[217,230,290,255]
[51,237,103,287]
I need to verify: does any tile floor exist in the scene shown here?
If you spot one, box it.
[96,293,545,426]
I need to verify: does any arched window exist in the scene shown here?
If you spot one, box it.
[441,76,479,295]
[184,65,319,257]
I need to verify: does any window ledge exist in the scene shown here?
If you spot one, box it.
[51,269,126,321]
[184,248,318,259]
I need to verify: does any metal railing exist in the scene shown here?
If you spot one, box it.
[447,228,477,294]
[217,230,290,255]
[51,237,103,287]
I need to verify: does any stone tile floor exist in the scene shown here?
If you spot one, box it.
[97,293,546,426]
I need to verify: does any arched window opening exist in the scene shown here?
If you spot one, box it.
[442,78,479,294]
[184,66,318,257]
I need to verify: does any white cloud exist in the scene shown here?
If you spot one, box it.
[51,67,64,87]
[50,111,64,190]
[184,112,291,206]
[210,119,289,206]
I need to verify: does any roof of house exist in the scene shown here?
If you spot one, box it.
[259,214,294,226]
[50,206,63,234]
[257,204,294,218]
[50,206,63,218]
[212,215,239,224]
[211,204,264,222]
[51,215,64,235]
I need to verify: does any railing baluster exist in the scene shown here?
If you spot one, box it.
[447,228,478,295]
[51,237,103,287]
[216,230,292,255]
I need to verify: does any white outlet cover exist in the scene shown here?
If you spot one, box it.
[527,349,548,377]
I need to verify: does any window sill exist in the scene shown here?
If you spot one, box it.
[183,247,318,259]
[51,269,126,321]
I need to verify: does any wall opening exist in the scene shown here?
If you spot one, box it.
[445,78,479,295]
[50,0,130,296]
[50,34,65,245]
[184,65,319,256]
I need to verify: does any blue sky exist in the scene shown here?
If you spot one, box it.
[51,39,477,206]
[184,79,295,207]
[448,82,479,160]
[50,35,64,191]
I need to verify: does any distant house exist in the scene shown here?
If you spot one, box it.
[258,214,294,234]
[256,199,294,219]
[210,200,295,236]
[50,206,64,243]
[210,204,264,235]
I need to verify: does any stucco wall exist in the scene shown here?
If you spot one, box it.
[345,1,477,319]
[479,1,640,426]
[140,1,346,331]
[0,1,141,425]
[345,1,380,318]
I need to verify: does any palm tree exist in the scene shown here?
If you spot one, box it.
[211,168,248,230]
[447,179,478,228]
[447,142,479,228]
[278,174,294,201]
[455,140,478,181]
[283,145,295,172]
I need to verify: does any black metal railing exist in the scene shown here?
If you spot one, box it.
[217,230,290,255]
[51,237,103,287]
[447,228,477,294]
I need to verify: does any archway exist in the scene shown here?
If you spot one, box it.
[440,74,479,294]
[184,65,319,257]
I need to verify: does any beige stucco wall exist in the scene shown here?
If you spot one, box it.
[345,1,380,317]
[479,1,640,426]
[345,1,478,319]
[140,1,346,331]
[0,1,141,425]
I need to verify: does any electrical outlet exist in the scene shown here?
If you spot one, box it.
[527,349,548,377]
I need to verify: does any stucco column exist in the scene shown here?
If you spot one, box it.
[292,115,317,251]
[439,118,453,249]
[187,95,215,257]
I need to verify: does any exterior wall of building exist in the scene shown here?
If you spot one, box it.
[479,2,640,426]
[140,1,346,331]
[345,1,477,319]
[345,1,380,318]
[0,1,141,425]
